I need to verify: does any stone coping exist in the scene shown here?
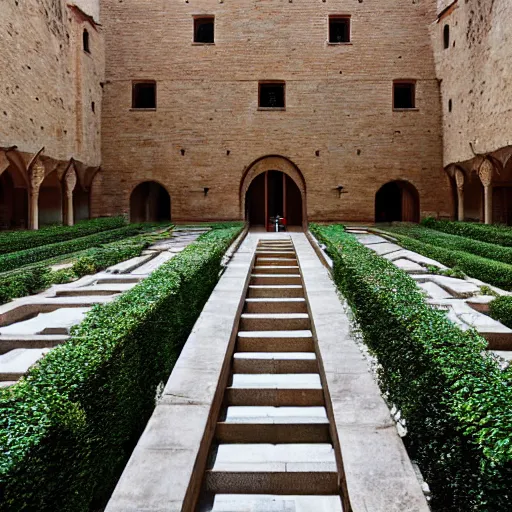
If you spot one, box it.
[293,233,429,512]
[105,230,255,512]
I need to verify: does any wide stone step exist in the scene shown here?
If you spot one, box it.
[0,334,69,354]
[0,348,51,381]
[55,284,133,297]
[255,257,298,266]
[216,422,330,444]
[233,352,317,373]
[227,374,323,406]
[253,266,300,275]
[206,494,343,512]
[247,285,304,299]
[205,444,338,494]
[240,313,310,331]
[251,274,302,286]
[245,298,307,314]
[255,251,296,258]
[237,331,314,352]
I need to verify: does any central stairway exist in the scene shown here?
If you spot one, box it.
[199,237,344,511]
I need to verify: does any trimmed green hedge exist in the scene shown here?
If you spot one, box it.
[423,218,512,247]
[385,224,512,266]
[385,230,512,290]
[489,296,512,329]
[0,238,150,305]
[311,224,512,511]
[0,225,242,511]
[0,217,126,255]
[0,223,162,273]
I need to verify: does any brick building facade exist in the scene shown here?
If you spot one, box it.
[2,0,509,229]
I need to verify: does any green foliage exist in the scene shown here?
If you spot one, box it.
[311,223,512,511]
[424,264,466,279]
[422,218,512,247]
[0,223,161,273]
[385,224,512,265]
[489,296,512,329]
[0,217,126,255]
[385,231,512,291]
[0,225,242,511]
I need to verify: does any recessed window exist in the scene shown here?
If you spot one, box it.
[393,81,416,110]
[329,16,351,43]
[194,16,215,44]
[443,24,450,49]
[259,82,285,109]
[91,101,95,113]
[448,99,453,112]
[132,81,156,109]
[83,29,90,53]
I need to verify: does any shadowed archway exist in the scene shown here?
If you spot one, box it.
[375,180,420,223]
[0,167,29,229]
[130,181,171,222]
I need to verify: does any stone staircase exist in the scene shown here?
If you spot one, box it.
[200,238,343,511]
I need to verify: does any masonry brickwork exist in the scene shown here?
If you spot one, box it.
[431,0,512,166]
[98,0,453,223]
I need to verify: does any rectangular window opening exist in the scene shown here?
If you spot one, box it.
[259,82,285,109]
[393,81,416,110]
[329,16,351,43]
[132,81,156,109]
[194,16,215,43]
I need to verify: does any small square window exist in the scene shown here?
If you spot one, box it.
[329,16,351,43]
[393,81,416,109]
[194,17,215,44]
[259,82,285,109]
[132,81,156,109]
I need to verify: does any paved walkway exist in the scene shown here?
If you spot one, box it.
[106,232,428,512]
[348,227,512,363]
[0,227,210,386]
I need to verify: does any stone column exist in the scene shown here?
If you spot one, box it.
[479,159,494,225]
[455,169,465,222]
[64,169,77,226]
[29,161,46,230]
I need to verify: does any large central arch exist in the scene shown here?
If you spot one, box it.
[240,155,307,229]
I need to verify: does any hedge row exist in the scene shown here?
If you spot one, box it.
[0,225,242,511]
[0,223,163,273]
[489,296,512,329]
[385,230,512,290]
[384,224,512,266]
[422,218,512,247]
[311,224,512,511]
[0,238,150,305]
[0,217,126,255]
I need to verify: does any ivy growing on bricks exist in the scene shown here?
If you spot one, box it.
[0,224,242,511]
[310,223,512,511]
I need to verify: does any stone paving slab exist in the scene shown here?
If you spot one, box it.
[106,254,156,274]
[352,234,388,245]
[224,406,328,424]
[393,258,425,273]
[418,281,454,300]
[0,348,51,379]
[231,374,322,389]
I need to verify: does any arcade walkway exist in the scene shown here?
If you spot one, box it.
[106,233,429,512]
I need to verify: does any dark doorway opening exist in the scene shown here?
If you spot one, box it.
[493,187,512,225]
[0,170,28,230]
[130,181,171,222]
[375,180,420,223]
[245,171,303,229]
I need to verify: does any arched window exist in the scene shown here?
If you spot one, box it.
[443,25,450,49]
[448,99,453,113]
[83,29,90,53]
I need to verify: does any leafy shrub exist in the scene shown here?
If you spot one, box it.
[489,296,512,329]
[0,225,242,511]
[311,224,512,511]
[0,217,126,255]
[385,224,512,265]
[386,231,512,290]
[0,223,161,273]
[422,218,512,247]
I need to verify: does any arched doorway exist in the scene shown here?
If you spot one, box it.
[39,171,63,226]
[241,156,306,230]
[130,181,171,222]
[245,171,303,229]
[375,180,420,223]
[0,168,29,229]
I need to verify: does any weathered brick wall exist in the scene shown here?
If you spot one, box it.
[430,0,512,166]
[0,0,103,166]
[99,0,452,223]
